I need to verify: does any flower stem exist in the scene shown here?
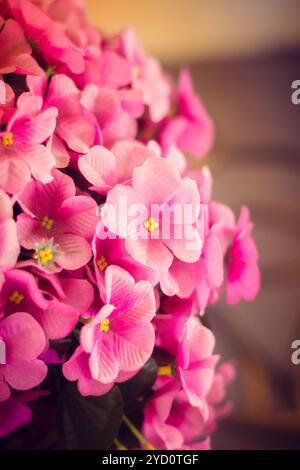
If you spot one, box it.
[122,415,156,450]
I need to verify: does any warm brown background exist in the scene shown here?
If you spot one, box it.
[86,0,300,449]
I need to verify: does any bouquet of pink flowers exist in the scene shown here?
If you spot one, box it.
[0,0,260,450]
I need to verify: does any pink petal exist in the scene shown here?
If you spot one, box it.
[103,184,142,238]
[22,144,56,184]
[164,228,202,263]
[39,300,79,339]
[204,234,224,288]
[18,169,75,218]
[104,265,135,305]
[0,312,46,361]
[0,157,31,194]
[78,146,116,193]
[47,134,70,168]
[112,140,153,183]
[167,177,200,223]
[0,219,20,269]
[16,214,45,249]
[55,233,92,270]
[59,278,94,314]
[63,346,113,397]
[56,114,95,153]
[56,196,98,239]
[112,320,155,372]
[0,189,13,221]
[89,334,119,383]
[125,280,156,323]
[125,238,173,270]
[132,157,181,206]
[3,359,47,391]
[18,107,58,145]
[99,50,132,89]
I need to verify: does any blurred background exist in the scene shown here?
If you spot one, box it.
[86,0,300,449]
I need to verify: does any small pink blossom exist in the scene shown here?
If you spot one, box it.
[81,84,144,147]
[78,141,154,195]
[16,169,98,271]
[0,312,47,401]
[0,268,79,339]
[93,221,159,287]
[226,206,260,304]
[103,157,202,269]
[0,16,42,76]
[80,265,156,384]
[118,29,171,122]
[176,316,219,411]
[155,305,218,411]
[160,70,214,159]
[9,0,85,74]
[27,73,101,166]
[0,93,57,194]
[142,376,211,450]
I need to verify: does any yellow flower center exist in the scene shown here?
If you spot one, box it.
[2,131,13,147]
[99,319,110,333]
[97,255,108,272]
[157,364,173,376]
[33,246,53,265]
[132,65,140,78]
[9,290,24,304]
[144,217,159,233]
[41,216,54,231]
[45,65,55,77]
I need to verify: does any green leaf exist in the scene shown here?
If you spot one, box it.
[59,381,123,450]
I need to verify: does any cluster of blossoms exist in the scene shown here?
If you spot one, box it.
[0,0,260,449]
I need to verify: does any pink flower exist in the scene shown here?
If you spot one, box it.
[176,316,218,411]
[0,93,57,194]
[80,84,144,147]
[0,268,79,339]
[155,301,218,411]
[16,169,98,271]
[27,73,101,166]
[160,70,214,159]
[9,0,85,74]
[80,265,156,384]
[93,221,159,287]
[226,206,260,304]
[0,16,42,75]
[0,189,19,270]
[142,376,210,450]
[0,312,47,401]
[78,141,154,195]
[34,268,94,317]
[118,29,171,122]
[103,157,202,270]
[160,231,223,304]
